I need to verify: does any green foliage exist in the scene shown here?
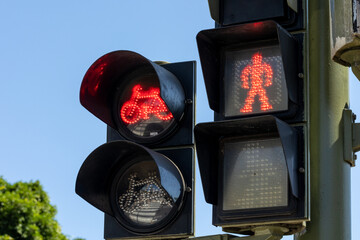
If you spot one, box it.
[0,235,14,240]
[0,177,82,240]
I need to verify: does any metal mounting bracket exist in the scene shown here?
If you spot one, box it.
[343,108,360,166]
[190,226,288,240]
[287,0,298,12]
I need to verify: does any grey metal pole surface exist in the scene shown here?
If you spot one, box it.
[296,0,351,239]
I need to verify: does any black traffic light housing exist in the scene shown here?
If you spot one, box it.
[195,16,307,235]
[105,59,196,148]
[76,141,194,239]
[207,0,304,30]
[80,51,195,147]
[76,50,196,239]
[197,20,303,122]
[194,116,305,235]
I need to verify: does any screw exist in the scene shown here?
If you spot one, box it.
[299,167,305,173]
[186,186,192,192]
[185,99,193,104]
[298,73,304,79]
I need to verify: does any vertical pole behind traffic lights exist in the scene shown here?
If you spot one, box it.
[296,0,351,239]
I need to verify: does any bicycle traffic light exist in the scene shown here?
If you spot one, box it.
[195,18,307,236]
[76,50,195,239]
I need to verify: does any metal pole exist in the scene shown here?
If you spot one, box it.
[296,0,351,239]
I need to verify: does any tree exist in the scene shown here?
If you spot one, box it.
[0,177,83,240]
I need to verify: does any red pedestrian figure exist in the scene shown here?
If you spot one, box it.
[240,52,273,113]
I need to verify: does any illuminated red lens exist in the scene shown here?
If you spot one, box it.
[223,45,288,117]
[240,53,273,113]
[120,84,174,125]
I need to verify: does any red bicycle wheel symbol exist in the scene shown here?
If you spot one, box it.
[120,103,141,124]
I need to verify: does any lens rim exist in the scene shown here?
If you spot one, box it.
[113,67,180,145]
[109,154,186,234]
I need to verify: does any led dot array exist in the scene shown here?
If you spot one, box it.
[118,172,174,216]
[120,84,174,125]
[224,46,288,117]
[240,53,273,113]
[222,139,288,210]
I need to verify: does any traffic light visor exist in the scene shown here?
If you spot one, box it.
[80,51,185,143]
[194,116,299,205]
[194,116,304,229]
[75,140,186,233]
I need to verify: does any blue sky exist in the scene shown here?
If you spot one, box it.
[0,1,359,240]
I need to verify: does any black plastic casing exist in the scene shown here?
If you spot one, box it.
[194,116,305,233]
[76,54,196,239]
[208,0,304,31]
[107,60,196,148]
[197,21,303,123]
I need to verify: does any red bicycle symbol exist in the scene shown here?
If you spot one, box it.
[120,84,174,124]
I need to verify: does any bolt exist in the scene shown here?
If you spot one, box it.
[299,167,305,173]
[298,73,304,79]
[186,186,192,192]
[185,99,193,104]
[353,113,357,122]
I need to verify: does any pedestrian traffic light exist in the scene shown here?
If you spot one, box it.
[195,20,308,236]
[197,20,302,122]
[75,50,195,239]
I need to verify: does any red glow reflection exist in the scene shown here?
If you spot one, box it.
[252,22,265,30]
[240,52,273,113]
[83,61,108,96]
[120,84,174,124]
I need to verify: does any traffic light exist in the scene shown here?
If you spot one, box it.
[196,21,302,122]
[75,50,195,239]
[195,17,307,236]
